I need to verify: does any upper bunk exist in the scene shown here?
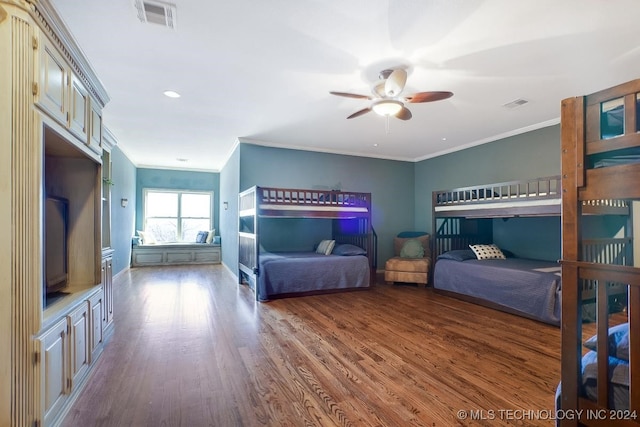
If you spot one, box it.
[569,78,640,201]
[239,186,372,219]
[433,175,631,219]
[432,175,562,219]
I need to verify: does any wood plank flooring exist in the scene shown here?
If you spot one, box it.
[61,265,561,426]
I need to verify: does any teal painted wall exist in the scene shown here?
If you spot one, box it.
[135,168,220,235]
[110,147,137,274]
[239,143,415,265]
[220,145,240,271]
[415,125,561,260]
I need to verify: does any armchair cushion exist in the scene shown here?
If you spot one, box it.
[386,232,431,285]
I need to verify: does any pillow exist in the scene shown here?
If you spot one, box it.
[584,322,629,361]
[206,229,215,244]
[195,231,208,243]
[581,350,629,388]
[315,239,336,255]
[394,234,430,258]
[332,244,366,256]
[400,239,425,258]
[137,230,157,245]
[469,244,505,260]
[437,249,477,262]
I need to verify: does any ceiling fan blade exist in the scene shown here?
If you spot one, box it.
[385,69,407,97]
[329,91,372,100]
[405,91,453,103]
[396,106,412,120]
[347,108,372,119]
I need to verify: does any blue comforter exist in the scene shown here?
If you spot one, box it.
[257,251,370,301]
[434,257,561,324]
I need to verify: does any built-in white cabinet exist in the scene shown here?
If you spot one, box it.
[1,2,112,425]
[38,288,104,427]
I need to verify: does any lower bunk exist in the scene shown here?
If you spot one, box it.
[433,243,628,325]
[254,249,370,301]
[433,248,562,325]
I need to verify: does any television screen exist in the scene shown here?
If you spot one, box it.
[45,196,68,293]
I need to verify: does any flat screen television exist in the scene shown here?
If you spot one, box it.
[45,196,68,293]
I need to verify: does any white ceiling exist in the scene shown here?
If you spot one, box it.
[50,0,640,172]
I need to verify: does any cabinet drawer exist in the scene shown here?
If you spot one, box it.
[194,249,220,263]
[166,251,193,263]
[134,251,164,265]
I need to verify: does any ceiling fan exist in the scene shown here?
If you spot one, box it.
[330,68,453,120]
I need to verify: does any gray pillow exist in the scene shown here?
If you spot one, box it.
[332,244,366,256]
[437,250,477,262]
[584,322,629,361]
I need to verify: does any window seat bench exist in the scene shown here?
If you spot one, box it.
[131,243,221,267]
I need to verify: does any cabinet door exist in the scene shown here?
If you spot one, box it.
[89,289,104,362]
[105,257,114,326]
[69,74,89,143]
[39,318,69,426]
[102,256,114,328]
[69,302,90,386]
[38,38,68,125]
[91,104,103,151]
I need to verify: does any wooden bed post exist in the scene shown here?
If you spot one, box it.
[560,95,583,427]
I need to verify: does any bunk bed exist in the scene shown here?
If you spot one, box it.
[558,79,640,426]
[238,186,377,301]
[431,176,630,325]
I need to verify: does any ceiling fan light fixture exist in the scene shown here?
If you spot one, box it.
[372,100,403,116]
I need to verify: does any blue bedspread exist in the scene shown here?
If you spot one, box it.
[257,251,370,301]
[434,257,561,324]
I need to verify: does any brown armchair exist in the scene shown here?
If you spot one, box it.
[384,233,431,286]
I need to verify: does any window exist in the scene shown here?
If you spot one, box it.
[143,189,212,242]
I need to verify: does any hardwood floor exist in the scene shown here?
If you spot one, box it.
[61,265,561,426]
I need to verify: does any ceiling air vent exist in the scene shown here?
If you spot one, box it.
[135,0,177,29]
[503,98,529,109]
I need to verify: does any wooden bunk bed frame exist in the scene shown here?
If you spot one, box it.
[238,186,377,300]
[432,175,563,262]
[431,176,631,321]
[560,79,640,426]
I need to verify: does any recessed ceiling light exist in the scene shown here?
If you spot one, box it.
[163,90,181,98]
[441,137,447,141]
[373,143,378,147]
[176,158,188,162]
